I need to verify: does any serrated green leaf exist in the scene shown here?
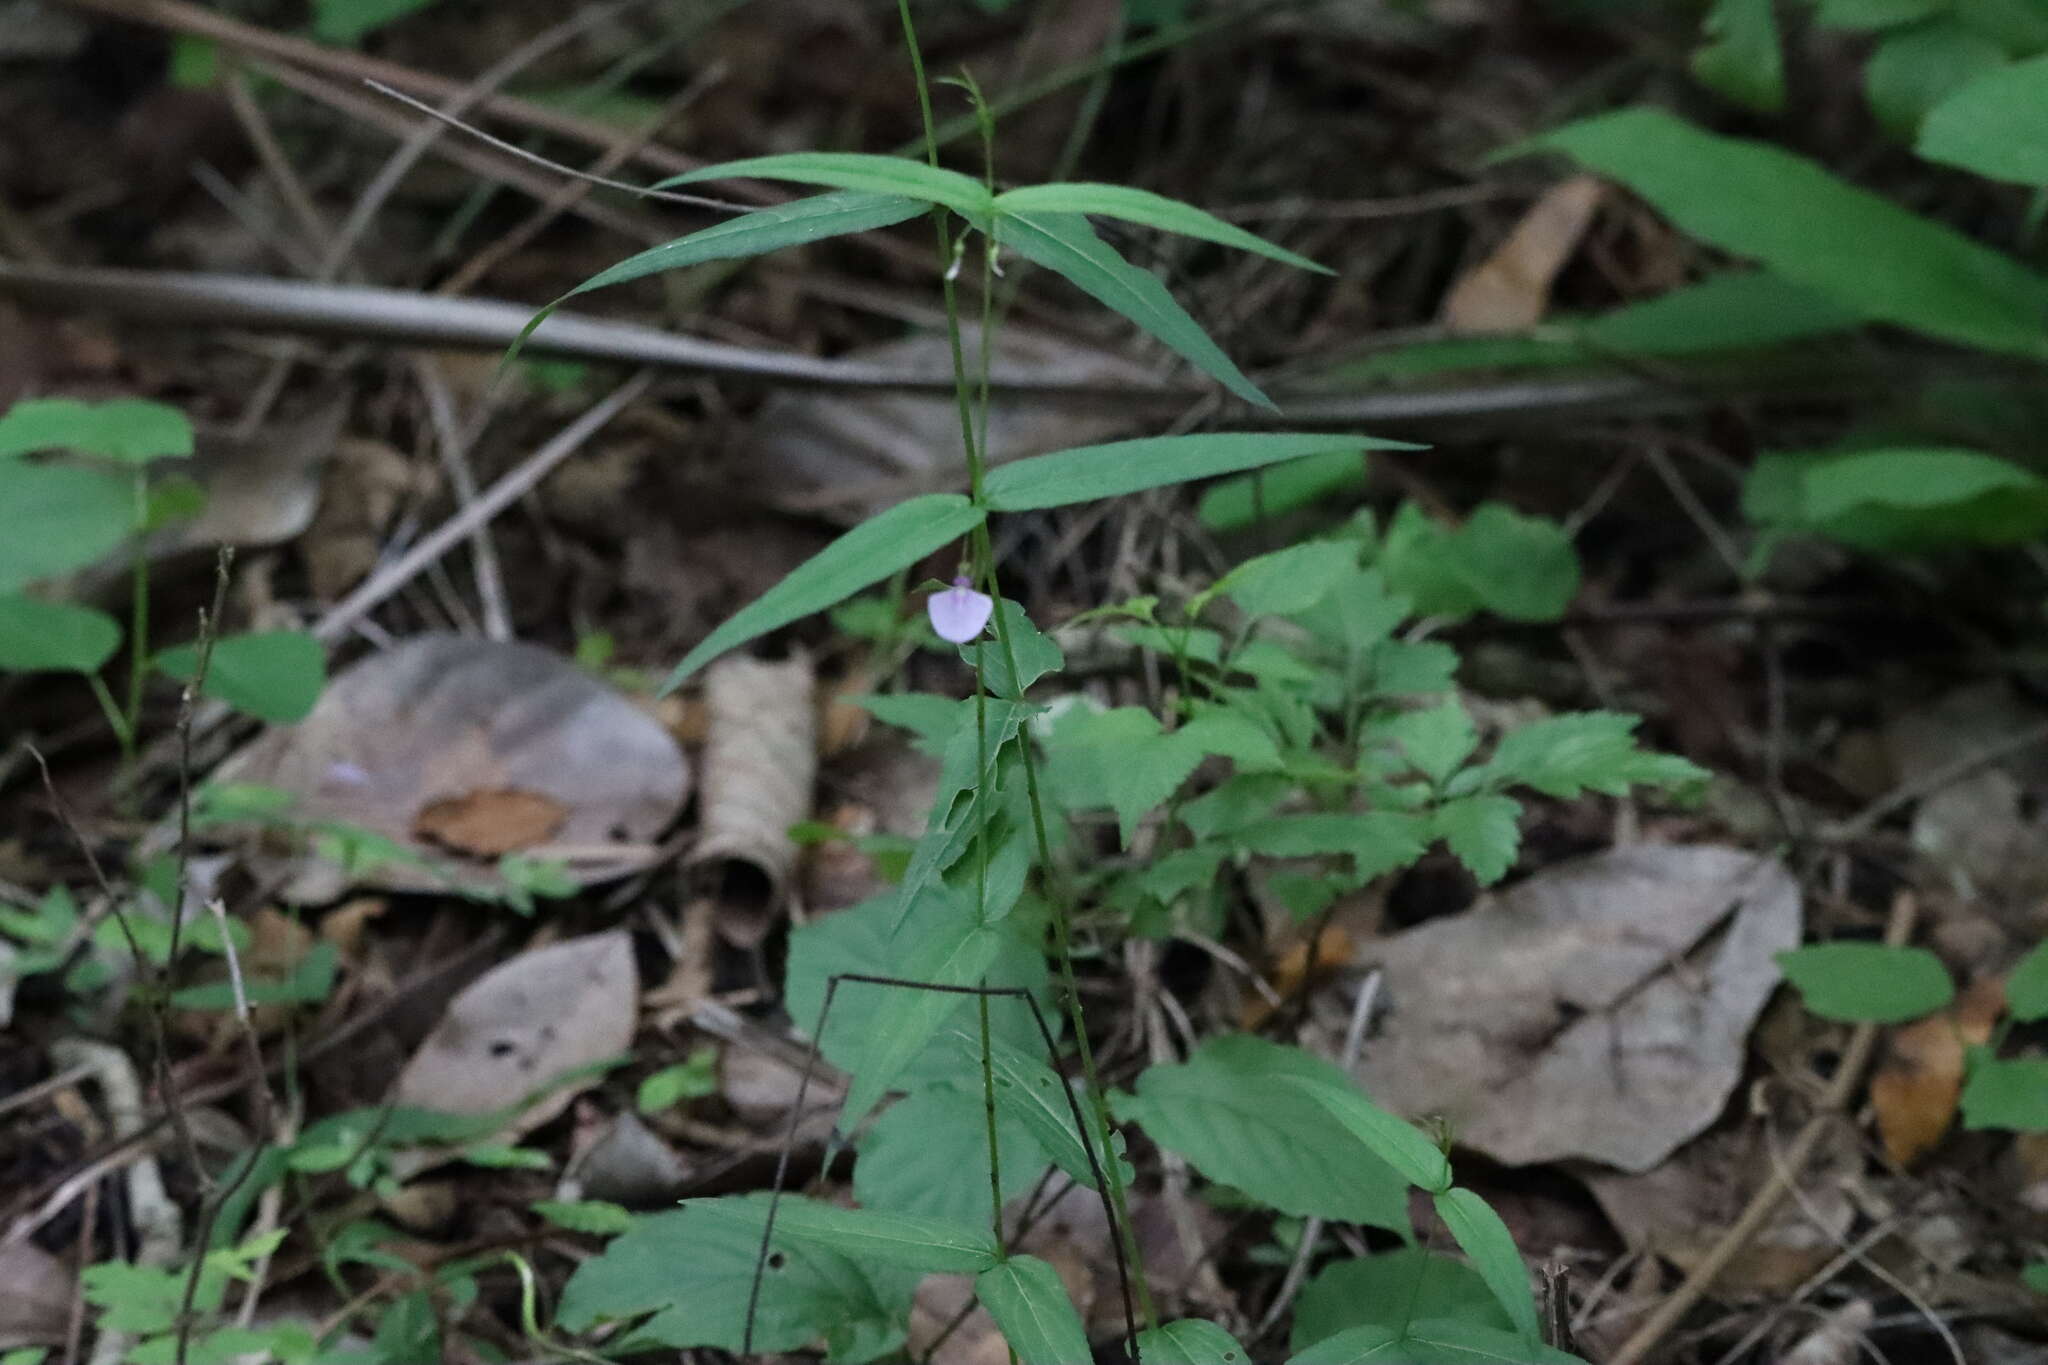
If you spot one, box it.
[1271,1069,1452,1194]
[0,397,192,463]
[1117,1034,1413,1232]
[1961,1052,2048,1129]
[2007,939,2048,1022]
[662,494,985,691]
[994,182,1330,272]
[658,152,993,218]
[994,211,1276,409]
[1523,108,2048,359]
[855,1085,1046,1227]
[1692,0,1784,113]
[1776,943,1956,1022]
[1867,21,2008,138]
[975,1255,1092,1365]
[1233,811,1429,884]
[986,433,1405,512]
[1135,1319,1247,1364]
[1378,503,1579,623]
[1482,712,1706,799]
[156,630,325,724]
[533,1199,634,1235]
[560,192,927,299]
[1292,1249,1508,1355]
[0,595,120,674]
[1383,697,1478,787]
[1920,51,2048,181]
[967,599,1062,697]
[1432,1187,1541,1345]
[555,1195,915,1357]
[1432,795,1522,886]
[1215,539,1360,618]
[0,460,133,591]
[1198,448,1371,531]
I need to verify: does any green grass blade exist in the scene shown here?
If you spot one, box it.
[660,494,985,693]
[994,182,1330,272]
[656,152,994,218]
[984,432,1415,511]
[995,209,1277,409]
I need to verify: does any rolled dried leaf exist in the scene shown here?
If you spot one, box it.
[689,649,817,946]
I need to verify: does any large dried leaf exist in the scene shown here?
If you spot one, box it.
[1349,845,1801,1170]
[393,930,637,1128]
[0,1240,73,1348]
[687,650,817,946]
[214,635,688,900]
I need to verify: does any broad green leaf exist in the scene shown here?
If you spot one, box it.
[1432,794,1522,886]
[993,182,1330,272]
[1233,811,1430,884]
[1136,1319,1247,1364]
[1524,108,2048,358]
[658,152,993,218]
[967,599,1063,698]
[1776,943,1956,1022]
[0,595,120,673]
[1116,1034,1414,1232]
[2007,939,2048,1021]
[994,210,1275,409]
[1746,446,2048,550]
[555,1195,915,1358]
[1288,1318,1588,1365]
[1382,697,1479,787]
[1198,449,1370,531]
[1292,1250,1508,1354]
[854,1084,1047,1227]
[975,1255,1092,1365]
[1215,539,1360,618]
[986,433,1406,512]
[1961,1052,2048,1129]
[1378,503,1580,623]
[1867,22,2008,138]
[1960,0,2048,53]
[0,460,133,591]
[757,1198,999,1273]
[0,397,192,463]
[933,1026,1109,1189]
[1814,0,1944,28]
[1432,1187,1541,1346]
[156,630,326,724]
[662,494,984,690]
[1273,1068,1452,1193]
[1692,0,1784,113]
[1920,53,2048,182]
[1481,712,1707,798]
[549,192,927,302]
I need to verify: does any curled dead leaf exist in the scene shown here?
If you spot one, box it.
[1443,175,1605,334]
[1871,975,2006,1167]
[687,650,817,947]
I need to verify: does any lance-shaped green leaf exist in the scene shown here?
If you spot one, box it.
[994,210,1276,409]
[657,152,994,219]
[1919,53,2048,185]
[549,191,926,305]
[976,1255,1093,1365]
[1273,1070,1452,1194]
[985,433,1413,512]
[0,596,120,674]
[935,1027,1105,1190]
[661,493,984,691]
[748,1198,1000,1274]
[994,182,1329,272]
[1136,1320,1247,1364]
[1432,1187,1542,1346]
[1521,108,2048,359]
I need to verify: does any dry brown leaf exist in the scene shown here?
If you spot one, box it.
[0,1241,73,1348]
[1241,923,1353,1030]
[1871,975,2006,1167]
[1442,175,1605,334]
[302,437,421,602]
[392,930,637,1134]
[1886,682,2048,902]
[213,635,688,901]
[688,650,816,947]
[413,788,569,857]
[1349,845,1801,1171]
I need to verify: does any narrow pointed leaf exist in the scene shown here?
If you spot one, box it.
[976,1255,1092,1365]
[657,152,993,218]
[995,210,1276,409]
[1275,1071,1452,1193]
[839,910,1005,1123]
[750,1198,999,1273]
[661,493,984,691]
[985,433,1414,512]
[1432,1187,1541,1346]
[994,182,1330,272]
[560,192,927,301]
[937,1027,1102,1190]
[1136,1320,1248,1364]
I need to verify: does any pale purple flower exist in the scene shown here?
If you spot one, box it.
[928,576,994,644]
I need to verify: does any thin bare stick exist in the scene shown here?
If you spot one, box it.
[1606,894,1917,1365]
[314,372,650,642]
[223,69,335,261]
[1823,720,2048,843]
[413,357,512,639]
